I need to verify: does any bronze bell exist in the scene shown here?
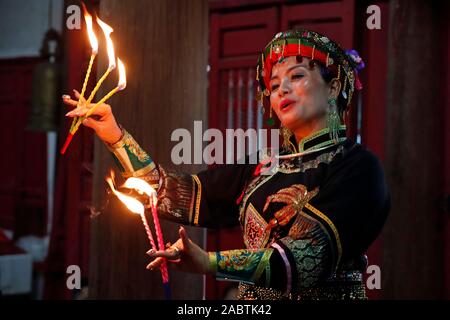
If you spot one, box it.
[27,29,61,132]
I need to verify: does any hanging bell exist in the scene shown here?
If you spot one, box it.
[27,29,61,132]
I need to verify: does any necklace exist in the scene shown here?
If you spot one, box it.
[276,141,342,160]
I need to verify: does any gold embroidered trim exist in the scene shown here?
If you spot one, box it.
[122,161,156,178]
[277,145,344,174]
[244,203,270,249]
[298,125,346,152]
[304,203,342,267]
[188,176,196,225]
[240,173,277,223]
[107,128,127,149]
[108,130,150,163]
[263,185,319,231]
[192,174,202,226]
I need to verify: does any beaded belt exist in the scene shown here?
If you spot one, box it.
[237,272,367,300]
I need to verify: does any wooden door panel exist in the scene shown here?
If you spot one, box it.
[281,0,355,48]
[218,8,277,59]
[281,1,357,138]
[210,8,277,130]
[0,58,47,233]
[208,7,279,299]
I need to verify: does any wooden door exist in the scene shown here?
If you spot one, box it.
[208,7,278,299]
[281,0,357,138]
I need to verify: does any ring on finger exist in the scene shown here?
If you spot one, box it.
[171,246,181,256]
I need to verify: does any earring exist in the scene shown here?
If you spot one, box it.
[266,106,275,126]
[264,89,275,126]
[327,97,340,143]
[280,126,296,152]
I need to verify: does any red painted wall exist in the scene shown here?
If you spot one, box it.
[0,57,48,237]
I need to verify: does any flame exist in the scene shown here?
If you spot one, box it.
[117,58,127,90]
[82,3,98,54]
[122,177,158,205]
[97,17,116,70]
[106,175,144,215]
[123,177,155,197]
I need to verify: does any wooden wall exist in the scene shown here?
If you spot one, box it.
[382,0,447,299]
[89,0,208,299]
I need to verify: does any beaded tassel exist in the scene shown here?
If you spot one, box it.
[327,98,340,143]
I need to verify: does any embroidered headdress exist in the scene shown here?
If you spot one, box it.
[256,29,365,110]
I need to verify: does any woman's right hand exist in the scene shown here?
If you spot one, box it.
[63,90,123,145]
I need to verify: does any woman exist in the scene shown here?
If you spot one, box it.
[64,29,390,300]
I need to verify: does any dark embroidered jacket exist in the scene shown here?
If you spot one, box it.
[107,128,390,300]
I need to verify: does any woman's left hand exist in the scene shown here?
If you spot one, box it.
[146,226,212,275]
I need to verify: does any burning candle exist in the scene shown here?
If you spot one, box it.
[77,3,98,108]
[122,178,170,275]
[150,195,169,270]
[106,176,157,251]
[64,5,99,151]
[85,17,116,105]
[150,194,171,299]
[70,59,126,135]
[111,175,172,299]
[61,16,120,155]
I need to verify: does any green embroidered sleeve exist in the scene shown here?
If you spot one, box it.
[106,129,160,188]
[209,249,274,285]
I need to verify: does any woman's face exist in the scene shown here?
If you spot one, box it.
[269,56,331,137]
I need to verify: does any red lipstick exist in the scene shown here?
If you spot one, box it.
[279,99,295,110]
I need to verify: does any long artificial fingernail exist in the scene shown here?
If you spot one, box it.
[62,95,70,100]
[66,111,73,116]
[146,249,155,255]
